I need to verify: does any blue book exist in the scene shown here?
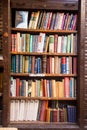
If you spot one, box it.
[34,58,37,73]
[37,57,41,73]
[67,105,72,122]
[49,80,52,97]
[70,78,72,97]
[28,56,32,73]
[11,55,16,73]
[72,106,76,122]
[61,63,66,74]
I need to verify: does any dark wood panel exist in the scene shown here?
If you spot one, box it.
[10,0,78,10]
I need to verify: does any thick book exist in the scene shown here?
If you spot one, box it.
[40,101,48,121]
[64,77,70,98]
[15,11,29,28]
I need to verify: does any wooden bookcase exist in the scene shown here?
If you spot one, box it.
[0,0,4,126]
[2,0,87,130]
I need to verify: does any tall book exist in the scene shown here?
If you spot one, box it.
[37,33,46,52]
[49,35,54,52]
[40,101,48,121]
[64,77,70,98]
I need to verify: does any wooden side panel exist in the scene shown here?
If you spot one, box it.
[2,0,11,127]
[83,0,87,127]
[0,1,3,51]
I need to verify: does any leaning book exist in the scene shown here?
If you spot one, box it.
[15,11,29,28]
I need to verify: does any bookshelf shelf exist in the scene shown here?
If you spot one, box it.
[11,28,77,34]
[10,97,76,101]
[10,121,77,125]
[11,52,77,56]
[10,73,77,77]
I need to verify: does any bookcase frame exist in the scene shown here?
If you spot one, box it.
[2,0,87,130]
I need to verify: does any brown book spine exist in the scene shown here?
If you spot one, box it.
[52,109,58,122]
[73,57,77,74]
[42,56,47,73]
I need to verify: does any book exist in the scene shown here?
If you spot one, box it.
[46,108,51,122]
[49,35,54,52]
[61,57,66,74]
[10,100,15,121]
[40,101,48,121]
[37,12,43,29]
[37,33,46,52]
[33,11,40,29]
[73,57,77,74]
[28,12,35,29]
[58,79,64,98]
[15,11,28,28]
[52,109,58,122]
[14,100,20,121]
[10,77,16,97]
[47,12,53,29]
[64,77,70,98]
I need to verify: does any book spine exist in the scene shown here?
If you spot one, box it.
[64,77,70,98]
[61,57,66,74]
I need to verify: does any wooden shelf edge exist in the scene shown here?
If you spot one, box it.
[9,122,79,129]
[11,52,77,56]
[10,73,77,77]
[10,97,76,100]
[11,28,77,33]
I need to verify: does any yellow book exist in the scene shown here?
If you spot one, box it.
[58,79,64,98]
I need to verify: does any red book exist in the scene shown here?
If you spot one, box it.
[61,57,66,74]
[47,12,53,29]
[52,109,58,122]
[40,101,48,121]
[64,77,70,98]
[11,34,15,52]
[62,57,66,64]
[16,78,20,96]
[59,108,65,122]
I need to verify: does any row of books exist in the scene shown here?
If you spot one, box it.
[15,11,77,30]
[10,77,76,98]
[10,99,76,122]
[11,33,77,53]
[11,55,77,74]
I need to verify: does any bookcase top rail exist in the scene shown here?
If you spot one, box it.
[10,0,78,10]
